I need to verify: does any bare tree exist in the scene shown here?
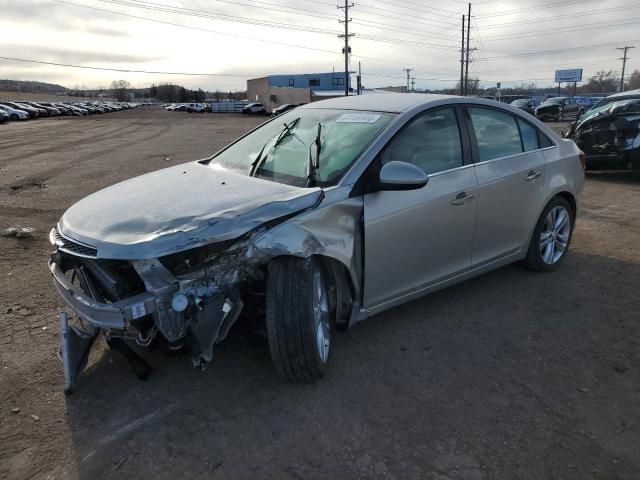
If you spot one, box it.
[111,80,131,101]
[626,70,640,91]
[584,71,619,93]
[455,77,481,96]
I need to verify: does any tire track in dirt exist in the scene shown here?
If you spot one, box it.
[0,121,152,165]
[1,122,173,194]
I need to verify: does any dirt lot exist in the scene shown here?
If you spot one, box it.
[1,108,639,480]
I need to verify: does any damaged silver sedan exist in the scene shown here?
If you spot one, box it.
[50,94,584,392]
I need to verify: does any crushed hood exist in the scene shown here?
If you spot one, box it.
[59,162,323,259]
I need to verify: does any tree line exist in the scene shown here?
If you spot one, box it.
[107,80,247,102]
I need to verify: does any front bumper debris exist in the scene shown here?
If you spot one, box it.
[50,260,159,330]
[59,311,97,395]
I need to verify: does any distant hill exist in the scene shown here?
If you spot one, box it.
[0,79,67,94]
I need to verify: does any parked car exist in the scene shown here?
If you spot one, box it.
[565,89,640,170]
[0,104,30,121]
[54,103,83,116]
[534,97,582,121]
[0,109,8,124]
[49,94,584,392]
[271,103,298,117]
[26,102,60,116]
[241,102,267,114]
[20,102,48,116]
[1,102,39,118]
[510,98,539,115]
[42,102,71,115]
[574,97,594,111]
[186,103,206,113]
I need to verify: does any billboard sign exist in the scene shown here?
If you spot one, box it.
[555,69,583,83]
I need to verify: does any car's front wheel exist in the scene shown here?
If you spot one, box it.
[266,256,331,381]
[524,196,574,271]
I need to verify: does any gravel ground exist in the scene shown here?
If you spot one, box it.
[0,108,638,480]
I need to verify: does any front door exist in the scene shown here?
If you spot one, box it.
[363,107,478,309]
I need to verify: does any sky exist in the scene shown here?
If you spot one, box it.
[0,0,638,91]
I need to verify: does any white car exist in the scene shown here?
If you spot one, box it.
[242,102,267,114]
[186,103,206,113]
[0,104,29,120]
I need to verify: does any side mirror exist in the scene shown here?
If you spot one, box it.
[378,161,428,191]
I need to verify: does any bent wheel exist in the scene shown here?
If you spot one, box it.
[266,257,331,381]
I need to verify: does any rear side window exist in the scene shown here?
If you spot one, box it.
[539,132,554,148]
[518,119,539,151]
[468,108,522,161]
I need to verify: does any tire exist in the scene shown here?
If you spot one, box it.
[524,196,574,271]
[10,114,18,121]
[266,256,332,382]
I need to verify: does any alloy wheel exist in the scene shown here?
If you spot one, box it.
[540,205,571,264]
[312,269,330,363]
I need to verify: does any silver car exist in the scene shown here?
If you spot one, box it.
[49,94,584,392]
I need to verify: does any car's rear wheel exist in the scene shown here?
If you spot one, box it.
[524,196,574,271]
[10,114,18,121]
[266,256,331,382]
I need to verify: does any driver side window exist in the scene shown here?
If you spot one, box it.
[380,108,463,175]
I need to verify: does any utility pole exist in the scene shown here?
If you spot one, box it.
[617,46,635,92]
[338,0,354,96]
[403,68,413,93]
[357,61,362,95]
[460,15,465,96]
[464,2,471,96]
[411,77,415,92]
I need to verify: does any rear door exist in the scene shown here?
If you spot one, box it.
[466,107,547,266]
[363,107,478,308]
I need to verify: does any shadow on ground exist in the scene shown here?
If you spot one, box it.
[63,251,640,480]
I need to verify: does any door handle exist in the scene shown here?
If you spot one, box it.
[451,192,475,206]
[525,170,542,182]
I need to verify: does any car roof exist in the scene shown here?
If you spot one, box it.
[606,89,640,99]
[301,93,457,113]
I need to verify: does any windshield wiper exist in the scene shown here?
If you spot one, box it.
[249,117,301,177]
[274,117,301,147]
[306,122,322,187]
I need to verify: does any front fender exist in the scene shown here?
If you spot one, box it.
[246,194,363,303]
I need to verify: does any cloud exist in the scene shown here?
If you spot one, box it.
[2,44,166,64]
[0,0,129,36]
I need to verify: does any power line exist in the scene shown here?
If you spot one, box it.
[477,0,595,18]
[53,0,341,53]
[0,55,265,76]
[362,0,461,17]
[478,3,640,30]
[481,18,640,42]
[484,40,640,59]
[84,0,460,51]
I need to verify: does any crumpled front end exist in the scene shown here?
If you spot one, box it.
[50,227,253,392]
[570,113,640,170]
[49,188,363,393]
[535,104,561,121]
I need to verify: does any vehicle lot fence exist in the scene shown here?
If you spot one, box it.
[208,101,249,113]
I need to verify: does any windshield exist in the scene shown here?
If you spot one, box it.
[511,99,528,106]
[579,98,640,124]
[207,108,395,187]
[542,98,565,105]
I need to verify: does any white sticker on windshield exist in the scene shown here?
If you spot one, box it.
[336,113,381,123]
